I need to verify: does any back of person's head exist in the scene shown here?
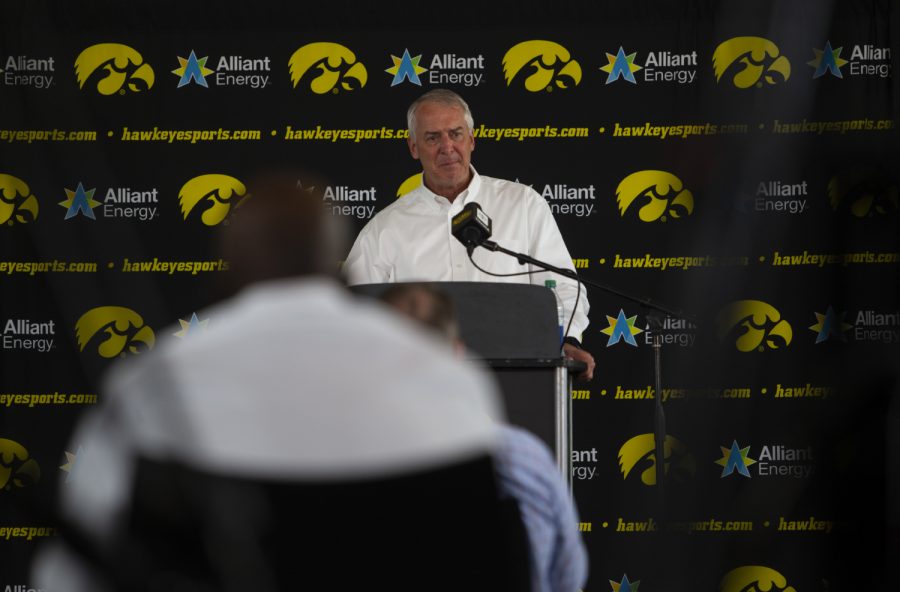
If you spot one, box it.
[217,171,348,294]
[379,283,462,347]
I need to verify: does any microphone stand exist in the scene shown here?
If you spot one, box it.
[476,239,697,523]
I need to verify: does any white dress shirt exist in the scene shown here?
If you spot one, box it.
[343,168,590,339]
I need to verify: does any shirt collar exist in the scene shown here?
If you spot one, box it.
[418,165,481,210]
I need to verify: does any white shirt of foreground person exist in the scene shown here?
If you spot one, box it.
[343,167,590,339]
[33,278,503,592]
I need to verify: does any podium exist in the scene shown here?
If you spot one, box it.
[350,282,576,484]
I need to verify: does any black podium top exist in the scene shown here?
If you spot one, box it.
[349,282,560,360]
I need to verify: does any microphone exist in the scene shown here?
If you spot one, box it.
[451,202,492,253]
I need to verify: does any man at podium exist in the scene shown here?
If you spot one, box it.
[343,89,595,380]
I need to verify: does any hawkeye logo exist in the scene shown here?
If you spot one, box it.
[716,300,792,352]
[0,174,39,226]
[397,173,423,198]
[0,439,41,491]
[289,42,367,94]
[827,166,899,218]
[619,434,696,486]
[75,306,155,358]
[712,37,791,88]
[75,43,155,95]
[179,174,248,226]
[601,310,643,347]
[616,171,694,222]
[502,40,582,92]
[715,440,756,478]
[720,566,797,592]
[172,50,271,89]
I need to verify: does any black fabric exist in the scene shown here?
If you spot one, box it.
[94,455,532,591]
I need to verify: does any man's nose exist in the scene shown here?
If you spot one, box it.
[438,134,453,151]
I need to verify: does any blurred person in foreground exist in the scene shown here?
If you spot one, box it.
[32,173,516,591]
[343,88,595,381]
[380,282,588,592]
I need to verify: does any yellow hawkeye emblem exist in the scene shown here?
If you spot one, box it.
[179,174,248,226]
[289,42,368,94]
[616,171,694,222]
[719,566,796,592]
[713,37,790,88]
[396,173,422,198]
[0,439,41,491]
[76,306,156,358]
[618,433,696,486]
[502,40,582,92]
[828,167,899,218]
[75,43,155,95]
[716,300,792,352]
[0,174,39,225]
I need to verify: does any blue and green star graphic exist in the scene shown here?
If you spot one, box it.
[610,574,640,591]
[808,41,848,79]
[601,309,643,346]
[809,305,851,343]
[385,49,427,86]
[59,182,100,220]
[600,47,642,84]
[715,440,756,478]
[173,50,214,88]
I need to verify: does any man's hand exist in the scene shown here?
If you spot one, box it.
[563,342,595,382]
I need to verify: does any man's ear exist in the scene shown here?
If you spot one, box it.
[408,136,419,159]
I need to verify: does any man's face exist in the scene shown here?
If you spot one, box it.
[408,102,475,197]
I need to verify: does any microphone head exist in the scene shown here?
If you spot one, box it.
[451,202,492,249]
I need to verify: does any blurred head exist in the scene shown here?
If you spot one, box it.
[218,171,348,294]
[380,283,463,355]
[406,89,475,199]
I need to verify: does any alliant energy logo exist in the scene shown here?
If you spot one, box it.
[540,182,596,217]
[75,306,155,358]
[173,313,208,339]
[289,42,367,94]
[0,439,41,491]
[179,174,247,226]
[717,441,815,479]
[2,318,55,352]
[716,300,792,352]
[502,40,582,92]
[720,566,797,592]
[601,47,697,84]
[712,37,791,88]
[851,309,900,344]
[571,448,598,481]
[386,49,485,87]
[75,43,155,95]
[827,166,899,217]
[60,182,159,221]
[808,41,848,79]
[643,316,696,347]
[809,305,851,343]
[616,171,693,222]
[618,433,696,486]
[396,173,422,198]
[0,55,55,88]
[746,179,809,214]
[843,43,892,78]
[60,447,82,483]
[172,50,271,89]
[609,574,640,591]
[601,310,643,347]
[0,174,39,226]
[322,184,376,219]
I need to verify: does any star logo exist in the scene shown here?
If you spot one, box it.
[172,50,214,88]
[600,47,642,84]
[173,312,209,339]
[715,440,756,478]
[808,41,848,79]
[59,446,84,483]
[385,49,428,86]
[601,310,643,347]
[610,574,640,592]
[59,182,100,220]
[809,306,852,343]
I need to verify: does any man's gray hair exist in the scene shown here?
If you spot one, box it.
[406,89,475,137]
